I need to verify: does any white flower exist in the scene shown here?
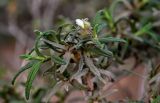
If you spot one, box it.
[75,18,91,29]
[76,19,85,28]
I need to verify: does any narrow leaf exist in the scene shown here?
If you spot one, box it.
[25,61,42,100]
[20,54,33,60]
[99,37,126,43]
[42,38,65,50]
[95,47,113,57]
[12,61,36,85]
[35,35,44,57]
[51,55,66,65]
[135,23,152,36]
[20,54,45,61]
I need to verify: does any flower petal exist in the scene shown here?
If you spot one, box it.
[76,19,84,28]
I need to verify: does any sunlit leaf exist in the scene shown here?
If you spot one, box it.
[20,54,45,61]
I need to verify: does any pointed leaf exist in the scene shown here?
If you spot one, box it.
[25,61,42,100]
[12,61,36,85]
[135,23,152,36]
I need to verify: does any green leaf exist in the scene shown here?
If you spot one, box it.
[93,23,107,35]
[98,48,113,57]
[34,30,43,36]
[51,55,66,65]
[92,10,103,26]
[99,37,126,43]
[103,9,112,22]
[95,47,113,57]
[25,61,42,100]
[86,45,113,57]
[147,31,160,42]
[42,38,65,50]
[35,35,44,57]
[152,95,160,103]
[93,38,102,48]
[43,30,58,42]
[102,9,114,29]
[57,24,73,41]
[135,23,152,36]
[20,54,45,61]
[34,30,43,57]
[12,61,36,85]
[20,54,33,60]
